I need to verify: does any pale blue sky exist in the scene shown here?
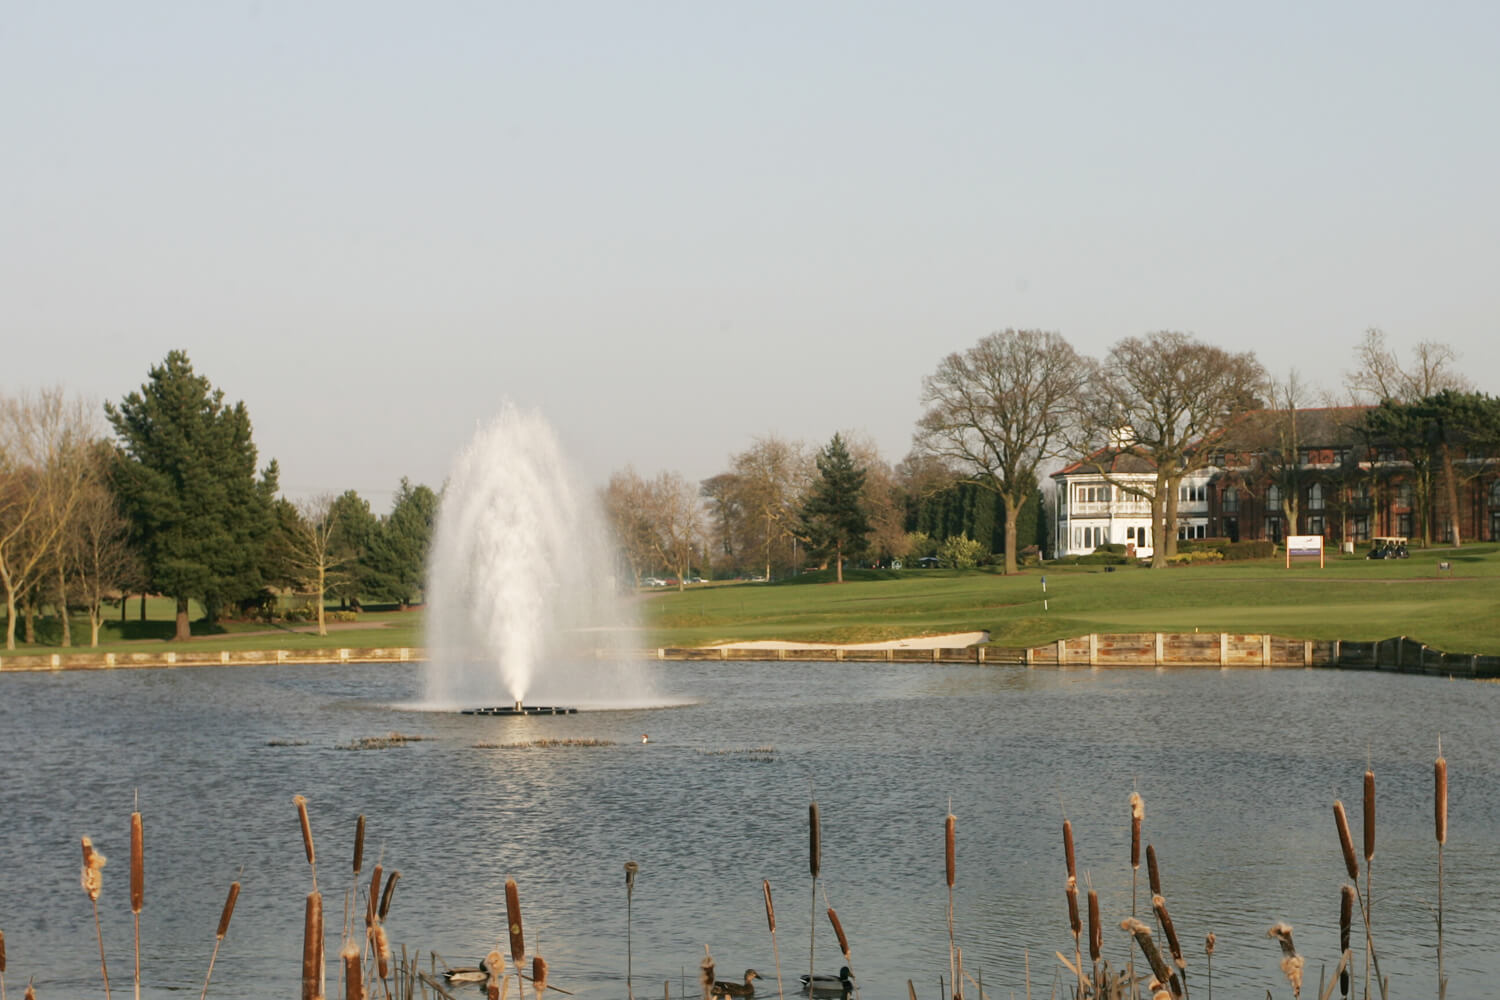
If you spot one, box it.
[5,2,1496,509]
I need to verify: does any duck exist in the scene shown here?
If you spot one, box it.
[712,969,761,997]
[641,734,650,744]
[800,967,854,996]
[445,952,503,985]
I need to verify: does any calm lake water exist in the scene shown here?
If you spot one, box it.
[1,660,1496,999]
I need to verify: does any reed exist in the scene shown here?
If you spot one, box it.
[1339,885,1353,1000]
[1064,878,1081,1000]
[532,956,548,1000]
[1129,793,1143,916]
[1121,918,1180,1000]
[1267,923,1302,999]
[1,925,7,1000]
[295,795,318,892]
[131,811,144,1000]
[354,815,366,877]
[343,941,364,1000]
[80,835,111,1000]
[627,862,640,1000]
[303,891,324,1000]
[809,802,821,984]
[1435,742,1448,1000]
[199,881,239,1000]
[699,949,715,1000]
[1150,895,1183,977]
[762,880,784,1000]
[1146,845,1161,900]
[1203,932,1214,1000]
[367,864,383,930]
[506,879,526,971]
[943,812,956,1000]
[379,871,400,921]
[1062,820,1075,882]
[485,950,503,1000]
[1363,768,1375,1000]
[1333,798,1385,999]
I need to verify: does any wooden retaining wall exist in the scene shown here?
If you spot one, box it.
[1,635,1496,678]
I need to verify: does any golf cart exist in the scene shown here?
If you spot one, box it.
[1366,536,1409,559]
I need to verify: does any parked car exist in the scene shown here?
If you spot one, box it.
[642,577,668,587]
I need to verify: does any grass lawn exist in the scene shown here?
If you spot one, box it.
[5,545,1498,659]
[640,544,1500,654]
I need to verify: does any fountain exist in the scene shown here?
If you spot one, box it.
[424,404,652,711]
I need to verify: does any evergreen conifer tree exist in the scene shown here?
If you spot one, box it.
[799,434,871,583]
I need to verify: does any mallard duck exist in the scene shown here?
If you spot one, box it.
[712,969,761,997]
[800,967,854,996]
[445,952,502,985]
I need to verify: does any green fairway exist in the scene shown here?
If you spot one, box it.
[641,545,1500,654]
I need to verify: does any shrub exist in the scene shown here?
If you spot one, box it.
[1221,540,1276,561]
[1165,550,1225,565]
[327,610,359,624]
[939,533,986,569]
[1094,542,1126,555]
[1077,551,1129,565]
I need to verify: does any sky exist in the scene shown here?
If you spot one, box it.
[5,2,1497,511]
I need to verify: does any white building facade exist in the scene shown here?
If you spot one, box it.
[1051,455,1217,559]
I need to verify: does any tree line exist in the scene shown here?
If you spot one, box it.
[0,351,439,649]
[604,328,1500,580]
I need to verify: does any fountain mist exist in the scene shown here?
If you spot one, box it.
[424,405,652,710]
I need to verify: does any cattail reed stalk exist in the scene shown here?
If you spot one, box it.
[1087,891,1101,964]
[809,802,821,983]
[1339,885,1353,1000]
[1436,744,1447,999]
[1062,820,1075,881]
[1332,801,1359,881]
[506,879,526,970]
[485,950,503,1000]
[295,795,318,892]
[1,926,7,1000]
[353,815,366,877]
[627,863,640,1000]
[699,950,715,1000]
[302,892,324,1000]
[1203,932,1214,1000]
[1363,768,1375,1000]
[1151,895,1183,974]
[1267,923,1302,999]
[826,904,851,966]
[81,836,111,1000]
[378,871,399,921]
[1146,844,1162,899]
[532,956,548,1000]
[131,812,144,1000]
[1121,919,1180,1000]
[199,881,239,1000]
[762,880,784,1000]
[343,941,364,1000]
[944,812,957,1000]
[1129,793,1143,916]
[366,865,383,930]
[1065,879,1082,1000]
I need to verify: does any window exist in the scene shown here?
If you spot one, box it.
[1377,447,1396,464]
[1178,484,1206,503]
[1178,524,1206,540]
[1489,481,1500,507]
[1223,487,1239,513]
[1267,485,1282,512]
[1397,512,1413,537]
[1396,482,1414,509]
[1266,517,1283,543]
[1298,449,1312,467]
[1308,483,1324,511]
[1076,484,1113,504]
[1307,515,1324,535]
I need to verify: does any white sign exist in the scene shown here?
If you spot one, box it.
[1287,535,1323,555]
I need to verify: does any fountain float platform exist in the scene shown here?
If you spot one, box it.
[460,703,578,716]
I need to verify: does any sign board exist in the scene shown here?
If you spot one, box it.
[1286,534,1324,568]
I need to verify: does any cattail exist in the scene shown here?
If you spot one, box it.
[1363,770,1375,862]
[294,795,315,868]
[80,836,107,901]
[809,803,821,879]
[379,870,400,920]
[827,907,851,962]
[532,956,548,999]
[1062,820,1076,881]
[366,864,383,929]
[1435,753,1448,844]
[944,813,956,889]
[1087,891,1101,962]
[1146,844,1162,899]
[484,950,503,1000]
[25,983,35,1000]
[200,882,240,1000]
[1065,879,1081,937]
[1203,932,1215,958]
[1151,895,1183,970]
[342,941,364,1000]
[1,926,6,973]
[130,813,144,914]
[353,815,365,876]
[1268,923,1303,998]
[375,925,392,981]
[505,879,525,968]
[1339,885,1354,997]
[301,892,323,1000]
[1333,801,1359,881]
[1121,918,1178,999]
[699,951,715,1000]
[1129,794,1143,870]
[762,880,776,933]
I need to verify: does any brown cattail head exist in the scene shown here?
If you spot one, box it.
[294,795,315,868]
[827,906,851,961]
[1339,885,1354,996]
[1152,894,1183,970]
[1268,925,1303,999]
[26,983,36,1000]
[301,892,324,1000]
[366,863,383,929]
[505,878,525,967]
[353,815,366,876]
[1087,891,1101,961]
[1062,819,1076,881]
[809,802,822,879]
[217,882,241,939]
[1435,754,1448,845]
[379,870,400,920]
[485,950,502,1000]
[1267,922,1296,957]
[1129,793,1143,870]
[762,879,776,933]
[80,835,107,902]
[1146,844,1162,899]
[1204,932,1215,958]
[1065,878,1081,937]
[342,941,364,1000]
[532,955,549,996]
[1363,770,1375,862]
[699,952,715,1000]
[130,811,144,914]
[1333,800,1359,881]
[625,861,639,892]
[1,926,6,973]
[945,813,956,889]
[375,925,392,980]
[1120,918,1176,996]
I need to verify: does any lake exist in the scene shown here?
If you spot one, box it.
[1,660,1495,999]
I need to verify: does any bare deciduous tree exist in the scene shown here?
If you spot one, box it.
[917,329,1094,574]
[728,435,808,580]
[278,494,347,637]
[1346,329,1471,404]
[645,472,703,592]
[67,463,142,647]
[1078,332,1266,568]
[602,468,656,586]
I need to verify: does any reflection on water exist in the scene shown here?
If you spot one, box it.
[1,661,1496,999]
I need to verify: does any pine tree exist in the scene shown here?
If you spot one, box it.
[106,351,278,640]
[799,434,871,583]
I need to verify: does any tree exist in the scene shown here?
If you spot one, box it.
[603,468,657,585]
[1078,332,1266,568]
[106,351,279,640]
[798,434,871,583]
[1347,329,1471,404]
[727,435,808,580]
[645,472,703,591]
[276,494,348,636]
[363,478,439,607]
[1240,370,1315,537]
[327,490,380,607]
[698,472,742,573]
[0,390,98,649]
[844,436,910,567]
[66,453,143,647]
[917,329,1094,574]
